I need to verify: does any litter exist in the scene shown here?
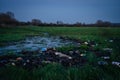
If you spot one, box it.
[55,52,72,59]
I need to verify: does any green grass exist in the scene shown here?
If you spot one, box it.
[0,26,120,42]
[0,26,120,80]
[0,64,120,80]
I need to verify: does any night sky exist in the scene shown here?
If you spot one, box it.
[0,0,120,23]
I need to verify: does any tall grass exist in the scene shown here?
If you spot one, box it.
[0,64,120,80]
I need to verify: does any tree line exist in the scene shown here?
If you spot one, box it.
[0,11,120,27]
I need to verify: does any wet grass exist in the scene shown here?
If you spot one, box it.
[0,26,120,80]
[0,64,120,80]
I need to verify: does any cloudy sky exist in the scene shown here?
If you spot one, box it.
[0,0,120,23]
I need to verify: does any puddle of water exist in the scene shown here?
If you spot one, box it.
[0,36,77,54]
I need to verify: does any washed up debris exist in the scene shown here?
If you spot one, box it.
[80,54,86,57]
[103,48,113,55]
[55,52,72,59]
[0,36,117,68]
[23,63,27,66]
[84,42,88,45]
[11,62,16,66]
[101,56,110,60]
[16,57,23,61]
[98,61,108,65]
[26,59,30,63]
[103,48,112,51]
[91,45,95,47]
[112,61,120,67]
[109,40,113,42]
[41,48,47,52]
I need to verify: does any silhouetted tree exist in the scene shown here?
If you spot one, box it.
[74,22,81,27]
[0,11,18,26]
[56,21,63,25]
[96,20,103,27]
[95,20,111,27]
[31,19,42,26]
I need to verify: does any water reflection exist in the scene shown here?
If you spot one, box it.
[0,36,77,54]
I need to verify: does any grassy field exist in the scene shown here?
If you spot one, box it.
[0,26,120,80]
[0,26,120,42]
[0,64,119,80]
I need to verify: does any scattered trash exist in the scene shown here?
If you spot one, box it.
[101,56,110,60]
[112,61,120,67]
[103,48,112,51]
[0,36,118,69]
[11,62,16,66]
[16,57,23,61]
[41,47,47,52]
[55,52,72,59]
[109,40,113,42]
[84,42,88,45]
[98,61,108,65]
[23,63,26,66]
[80,54,86,57]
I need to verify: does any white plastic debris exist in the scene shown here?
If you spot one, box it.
[55,52,72,59]
[80,54,86,57]
[109,40,113,42]
[11,62,16,66]
[84,42,88,45]
[112,61,120,67]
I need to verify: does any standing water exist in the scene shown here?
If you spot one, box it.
[0,36,77,54]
